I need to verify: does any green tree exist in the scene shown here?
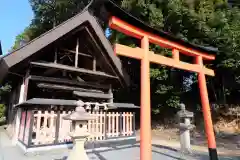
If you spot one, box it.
[0,84,11,120]
[11,0,240,116]
[113,0,240,113]
[11,0,90,51]
[11,27,33,51]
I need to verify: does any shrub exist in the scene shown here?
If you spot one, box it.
[0,104,5,120]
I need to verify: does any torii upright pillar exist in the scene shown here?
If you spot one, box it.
[140,36,152,160]
[196,56,218,159]
[109,16,218,160]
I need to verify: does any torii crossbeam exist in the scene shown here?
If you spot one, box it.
[109,16,218,160]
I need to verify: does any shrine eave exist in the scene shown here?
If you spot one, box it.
[14,98,78,108]
[14,98,140,109]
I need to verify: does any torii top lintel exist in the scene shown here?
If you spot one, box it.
[89,0,216,58]
[109,16,215,61]
[108,15,215,76]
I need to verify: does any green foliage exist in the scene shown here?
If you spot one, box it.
[117,0,240,112]
[0,104,5,120]
[10,0,240,116]
[0,84,11,95]
[11,27,32,51]
[0,84,11,119]
[10,0,90,52]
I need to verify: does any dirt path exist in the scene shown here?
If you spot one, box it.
[136,128,240,157]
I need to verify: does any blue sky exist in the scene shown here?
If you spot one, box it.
[0,0,33,54]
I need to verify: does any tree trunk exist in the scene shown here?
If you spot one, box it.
[222,75,226,104]
[210,79,218,103]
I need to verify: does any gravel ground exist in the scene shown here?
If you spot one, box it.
[0,126,239,160]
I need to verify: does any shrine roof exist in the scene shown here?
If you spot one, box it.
[0,9,129,86]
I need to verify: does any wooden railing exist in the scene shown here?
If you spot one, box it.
[18,109,135,146]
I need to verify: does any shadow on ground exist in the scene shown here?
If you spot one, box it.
[55,141,194,160]
[192,130,240,150]
[1,126,239,160]
[51,140,240,160]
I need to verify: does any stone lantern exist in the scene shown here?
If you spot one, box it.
[176,103,195,154]
[63,100,96,160]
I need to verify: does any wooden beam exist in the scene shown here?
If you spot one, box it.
[29,75,110,89]
[73,91,112,99]
[114,44,143,60]
[61,49,92,58]
[150,53,214,76]
[75,38,79,67]
[114,44,215,76]
[30,62,118,79]
[113,103,140,109]
[109,16,215,60]
[44,58,66,75]
[37,83,104,93]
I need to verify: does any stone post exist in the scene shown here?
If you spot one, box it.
[177,103,195,154]
[63,100,96,160]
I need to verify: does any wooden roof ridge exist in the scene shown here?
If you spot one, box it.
[88,0,218,55]
[0,8,130,86]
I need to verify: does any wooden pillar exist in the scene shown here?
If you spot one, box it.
[196,56,218,160]
[75,38,79,67]
[140,36,152,160]
[104,111,107,140]
[108,85,113,104]
[54,48,58,63]
[55,108,60,144]
[172,49,179,61]
[20,110,27,142]
[133,112,136,136]
[23,69,30,101]
[93,58,96,71]
[27,111,34,147]
[13,79,25,144]
[119,112,123,136]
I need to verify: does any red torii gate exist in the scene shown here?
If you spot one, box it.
[109,16,218,160]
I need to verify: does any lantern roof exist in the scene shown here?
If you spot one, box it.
[63,106,96,121]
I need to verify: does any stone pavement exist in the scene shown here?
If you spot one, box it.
[0,127,239,160]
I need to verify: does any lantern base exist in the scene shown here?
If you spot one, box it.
[67,136,89,160]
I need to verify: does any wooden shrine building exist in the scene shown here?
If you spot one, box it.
[0,6,138,151]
